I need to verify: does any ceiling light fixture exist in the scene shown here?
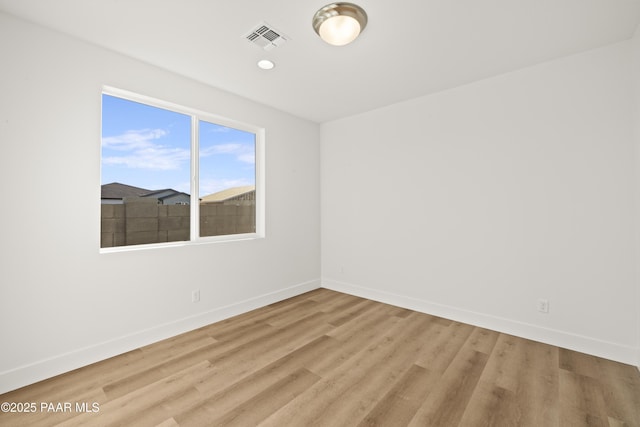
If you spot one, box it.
[257,59,275,70]
[312,2,368,46]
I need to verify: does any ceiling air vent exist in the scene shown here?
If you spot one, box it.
[244,22,289,51]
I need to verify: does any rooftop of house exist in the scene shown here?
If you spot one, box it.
[101,183,189,201]
[101,182,151,200]
[142,189,190,201]
[200,185,255,203]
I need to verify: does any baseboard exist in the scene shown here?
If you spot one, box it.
[322,278,638,366]
[0,279,321,395]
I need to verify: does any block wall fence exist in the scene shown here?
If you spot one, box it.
[101,197,255,247]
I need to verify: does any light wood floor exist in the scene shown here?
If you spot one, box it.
[1,289,639,426]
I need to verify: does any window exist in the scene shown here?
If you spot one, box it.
[100,87,263,250]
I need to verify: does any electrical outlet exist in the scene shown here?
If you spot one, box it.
[537,298,549,313]
[192,289,200,303]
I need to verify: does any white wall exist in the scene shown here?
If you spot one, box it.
[0,12,320,393]
[633,24,640,369]
[321,41,638,364]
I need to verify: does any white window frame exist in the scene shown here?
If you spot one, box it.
[100,86,265,253]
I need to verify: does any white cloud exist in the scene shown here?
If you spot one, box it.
[103,147,190,170]
[200,143,255,164]
[102,129,189,170]
[102,129,167,151]
[174,180,191,194]
[238,153,255,164]
[200,143,242,157]
[102,130,255,172]
[206,126,232,133]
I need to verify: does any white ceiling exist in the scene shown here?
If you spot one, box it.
[1,0,639,123]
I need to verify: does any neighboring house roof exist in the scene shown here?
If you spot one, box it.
[201,185,255,203]
[101,183,190,203]
[142,189,190,202]
[101,182,151,200]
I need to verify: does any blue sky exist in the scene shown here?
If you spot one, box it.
[101,94,255,197]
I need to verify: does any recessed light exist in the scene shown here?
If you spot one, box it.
[257,59,275,70]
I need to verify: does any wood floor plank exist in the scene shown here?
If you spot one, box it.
[258,299,321,328]
[326,298,378,327]
[321,292,369,315]
[357,364,438,427]
[58,361,211,427]
[413,320,475,374]
[102,339,241,400]
[558,369,610,427]
[200,290,320,333]
[559,347,603,379]
[307,314,405,378]
[325,302,401,344]
[106,384,203,427]
[192,312,334,395]
[408,347,489,427]
[465,327,500,355]
[474,334,560,426]
[172,335,337,425]
[476,334,525,393]
[512,339,560,426]
[315,292,361,314]
[457,380,517,427]
[206,368,321,427]
[259,313,437,427]
[1,289,639,427]
[598,360,640,426]
[304,288,346,303]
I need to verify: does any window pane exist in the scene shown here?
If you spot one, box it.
[101,94,191,248]
[198,120,256,237]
